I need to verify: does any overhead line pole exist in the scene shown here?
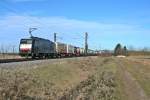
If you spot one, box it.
[54,33,57,42]
[85,32,88,55]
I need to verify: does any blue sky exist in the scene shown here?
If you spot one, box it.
[0,0,150,51]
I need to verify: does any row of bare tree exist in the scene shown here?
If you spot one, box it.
[114,43,150,56]
[0,44,17,54]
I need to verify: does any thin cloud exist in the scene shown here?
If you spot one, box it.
[0,15,140,34]
[0,15,149,49]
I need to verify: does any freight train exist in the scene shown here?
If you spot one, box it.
[19,36,97,58]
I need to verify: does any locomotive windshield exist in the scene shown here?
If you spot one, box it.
[20,39,32,44]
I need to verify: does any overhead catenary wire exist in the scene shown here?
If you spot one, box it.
[53,33,83,48]
[56,33,84,45]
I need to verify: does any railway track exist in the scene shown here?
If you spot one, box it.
[0,57,61,64]
[0,57,72,64]
[0,58,36,64]
[0,55,98,64]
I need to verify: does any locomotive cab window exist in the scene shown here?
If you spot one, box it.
[20,39,32,44]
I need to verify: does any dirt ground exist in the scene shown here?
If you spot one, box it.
[115,58,149,100]
[0,56,149,100]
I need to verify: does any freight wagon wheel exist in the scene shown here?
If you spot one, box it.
[26,54,30,59]
[57,54,61,58]
[31,53,35,59]
[32,56,35,59]
[58,55,61,58]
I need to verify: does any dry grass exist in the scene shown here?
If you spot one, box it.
[0,57,103,99]
[59,57,119,100]
[0,54,21,59]
[0,56,135,100]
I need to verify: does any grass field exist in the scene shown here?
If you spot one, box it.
[0,54,20,59]
[0,56,149,100]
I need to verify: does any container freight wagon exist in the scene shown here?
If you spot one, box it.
[55,42,67,57]
[87,49,96,56]
[87,49,93,55]
[80,48,85,56]
[74,47,80,56]
[67,44,74,56]
[19,37,55,58]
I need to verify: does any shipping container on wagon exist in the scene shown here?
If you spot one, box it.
[74,47,80,56]
[87,49,94,54]
[55,42,67,54]
[67,44,74,54]
[80,48,85,55]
